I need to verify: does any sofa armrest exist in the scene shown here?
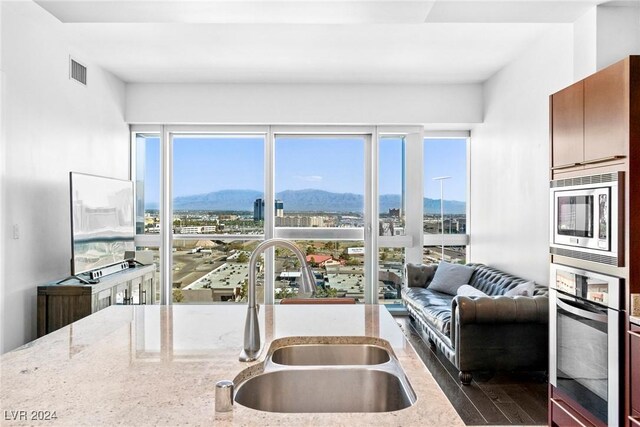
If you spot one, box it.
[452,295,548,325]
[450,295,549,372]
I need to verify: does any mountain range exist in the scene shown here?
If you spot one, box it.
[153,189,465,214]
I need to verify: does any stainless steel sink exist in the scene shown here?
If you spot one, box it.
[234,368,415,413]
[270,344,390,366]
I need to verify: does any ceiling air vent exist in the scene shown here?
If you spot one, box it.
[69,57,87,85]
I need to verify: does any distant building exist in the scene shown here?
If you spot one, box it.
[275,215,325,227]
[253,198,264,221]
[254,198,284,221]
[305,254,333,267]
[275,200,284,217]
[388,208,400,217]
[178,226,201,234]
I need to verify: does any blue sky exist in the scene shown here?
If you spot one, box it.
[140,136,466,207]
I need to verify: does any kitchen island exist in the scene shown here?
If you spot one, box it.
[0,304,463,426]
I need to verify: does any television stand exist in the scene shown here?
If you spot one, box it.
[38,264,156,337]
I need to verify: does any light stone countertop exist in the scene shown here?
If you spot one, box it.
[630,315,640,326]
[0,304,464,426]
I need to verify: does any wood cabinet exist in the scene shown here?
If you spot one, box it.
[552,81,584,168]
[584,60,628,163]
[630,323,640,426]
[549,386,605,427]
[37,264,156,337]
[550,398,597,427]
[549,55,640,427]
[551,58,634,171]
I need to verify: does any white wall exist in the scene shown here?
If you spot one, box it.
[469,25,574,285]
[596,5,640,70]
[126,82,483,125]
[573,7,597,80]
[0,0,5,354]
[574,4,640,80]
[1,1,129,353]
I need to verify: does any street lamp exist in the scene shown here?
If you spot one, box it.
[432,176,451,261]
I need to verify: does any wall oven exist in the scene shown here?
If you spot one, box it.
[549,263,623,426]
[550,171,623,266]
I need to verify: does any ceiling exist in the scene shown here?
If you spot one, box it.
[34,0,610,84]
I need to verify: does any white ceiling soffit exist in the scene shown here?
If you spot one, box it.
[426,1,605,23]
[63,22,547,84]
[33,0,608,24]
[34,1,437,24]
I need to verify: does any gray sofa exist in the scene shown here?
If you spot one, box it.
[402,263,548,385]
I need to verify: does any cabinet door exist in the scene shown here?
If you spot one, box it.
[552,81,584,168]
[113,282,130,305]
[93,289,112,312]
[584,60,627,162]
[631,325,640,418]
[130,277,142,304]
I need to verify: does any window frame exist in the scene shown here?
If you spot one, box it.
[131,125,470,305]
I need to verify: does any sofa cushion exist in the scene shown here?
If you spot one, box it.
[457,284,488,297]
[403,287,454,337]
[405,263,437,288]
[503,280,536,297]
[428,261,475,295]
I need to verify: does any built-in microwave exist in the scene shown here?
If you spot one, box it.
[550,172,623,266]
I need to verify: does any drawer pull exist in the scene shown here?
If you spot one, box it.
[551,398,595,427]
[630,416,640,427]
[580,155,626,166]
[551,155,626,171]
[552,163,581,171]
[629,330,640,339]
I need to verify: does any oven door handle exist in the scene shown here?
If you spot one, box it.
[556,297,608,323]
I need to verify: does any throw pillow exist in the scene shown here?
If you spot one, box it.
[427,261,475,296]
[456,284,488,297]
[504,280,535,297]
[405,263,437,288]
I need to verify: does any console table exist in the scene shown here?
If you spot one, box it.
[37,264,156,337]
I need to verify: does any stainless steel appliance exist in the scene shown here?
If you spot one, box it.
[549,263,623,426]
[550,172,623,266]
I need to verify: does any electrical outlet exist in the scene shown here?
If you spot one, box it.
[12,224,19,240]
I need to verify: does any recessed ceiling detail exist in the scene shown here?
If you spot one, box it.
[31,0,607,84]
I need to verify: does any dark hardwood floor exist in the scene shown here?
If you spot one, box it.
[395,315,548,426]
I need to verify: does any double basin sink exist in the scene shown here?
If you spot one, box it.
[233,338,416,413]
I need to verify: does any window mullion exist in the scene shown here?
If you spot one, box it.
[365,132,378,304]
[264,127,275,304]
[405,131,424,265]
[160,127,173,305]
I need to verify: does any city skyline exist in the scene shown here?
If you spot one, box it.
[140,136,467,208]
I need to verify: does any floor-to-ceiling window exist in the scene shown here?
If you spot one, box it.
[423,136,469,264]
[171,134,265,303]
[378,135,406,305]
[133,132,162,302]
[274,135,367,301]
[132,127,469,305]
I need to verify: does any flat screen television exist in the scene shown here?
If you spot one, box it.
[69,172,135,275]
